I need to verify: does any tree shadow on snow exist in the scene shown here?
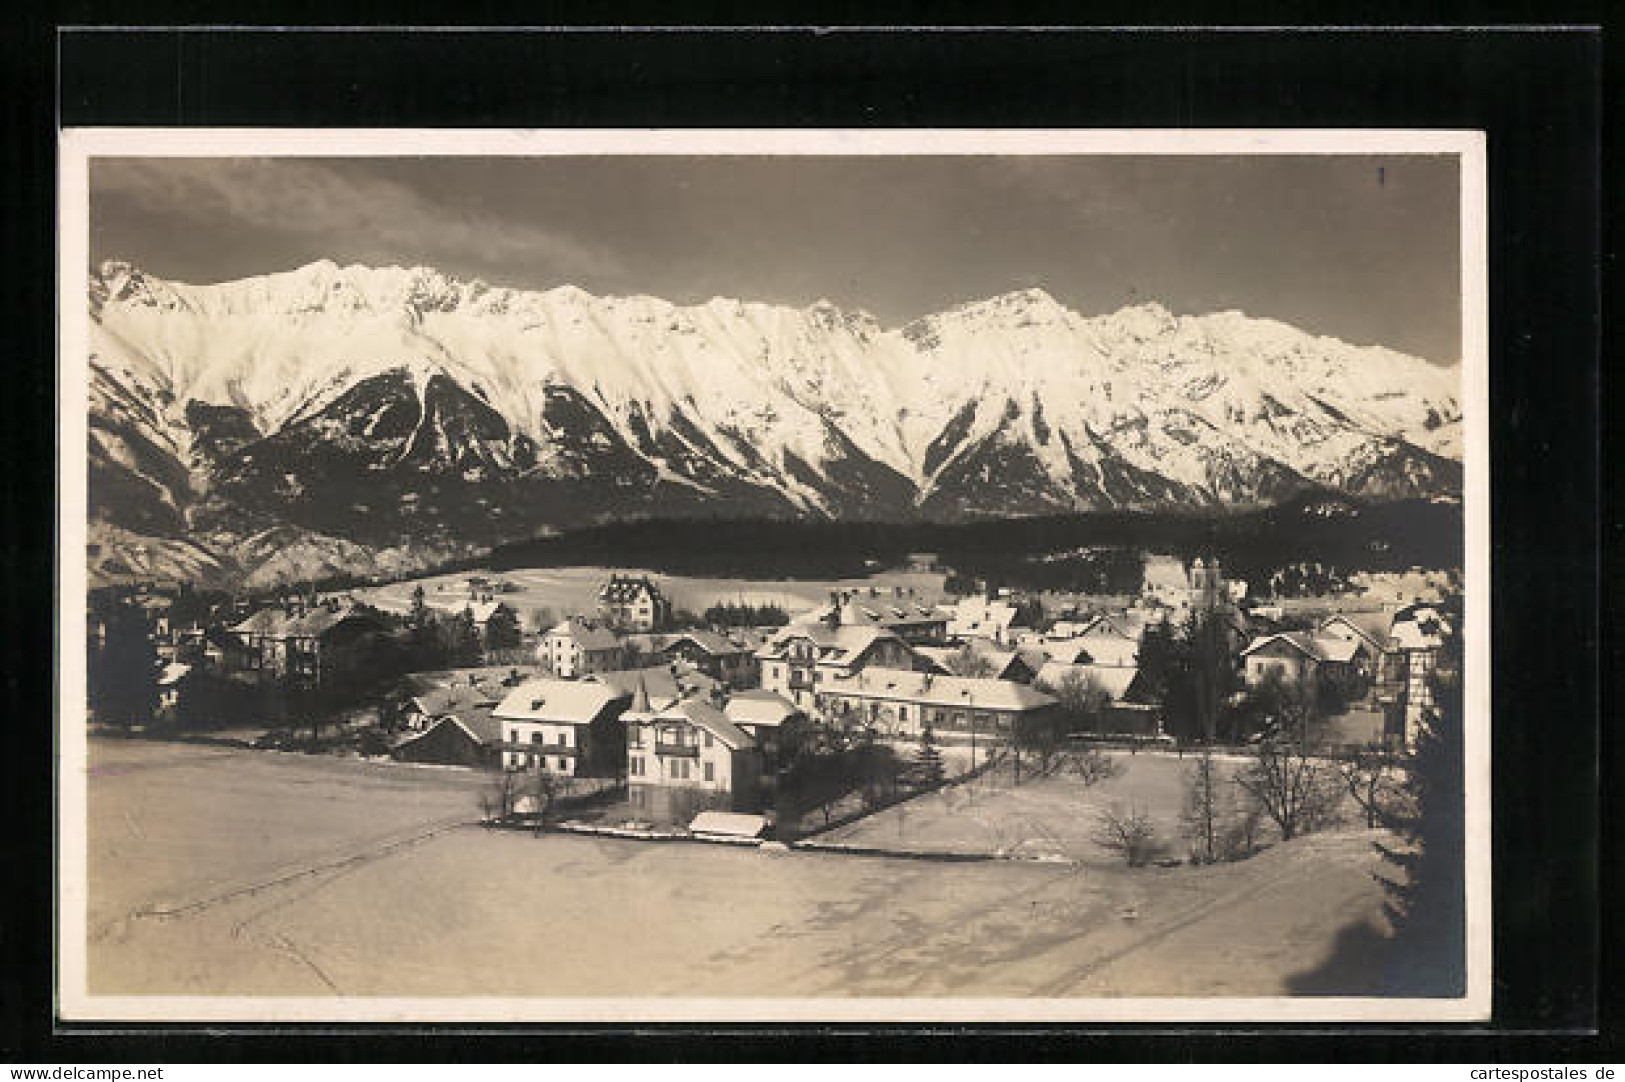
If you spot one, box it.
[1286,916,1466,997]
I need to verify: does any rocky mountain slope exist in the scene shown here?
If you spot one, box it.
[84,260,1463,586]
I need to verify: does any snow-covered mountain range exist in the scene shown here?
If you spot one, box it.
[86,259,1462,585]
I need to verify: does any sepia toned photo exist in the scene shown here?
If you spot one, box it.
[57,129,1489,1023]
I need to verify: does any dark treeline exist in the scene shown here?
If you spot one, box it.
[484,494,1463,588]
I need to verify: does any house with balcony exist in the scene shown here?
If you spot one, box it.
[660,630,759,688]
[492,677,630,776]
[755,611,919,711]
[624,678,762,815]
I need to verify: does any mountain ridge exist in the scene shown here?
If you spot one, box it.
[85,259,1464,587]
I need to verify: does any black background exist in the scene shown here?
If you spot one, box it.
[2,12,1611,1063]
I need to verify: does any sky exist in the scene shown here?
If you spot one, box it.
[89,154,1462,363]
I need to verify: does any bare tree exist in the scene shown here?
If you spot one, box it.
[1338,748,1405,829]
[479,769,520,823]
[944,645,998,679]
[1234,690,1342,841]
[1065,745,1124,786]
[1038,667,1111,735]
[526,768,565,835]
[1093,802,1162,867]
[1180,749,1225,864]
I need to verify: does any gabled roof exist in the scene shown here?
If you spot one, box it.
[1318,611,1392,652]
[723,689,801,728]
[229,603,378,640]
[598,574,666,603]
[543,617,622,652]
[756,622,906,667]
[913,643,1024,679]
[1311,635,1363,664]
[823,667,1056,712]
[648,698,755,750]
[1241,631,1319,660]
[397,705,504,749]
[1068,633,1140,668]
[593,664,716,705]
[1034,661,1148,704]
[410,683,502,718]
[465,600,505,623]
[663,630,750,657]
[493,677,627,725]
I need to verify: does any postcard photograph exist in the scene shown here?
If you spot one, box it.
[56,129,1489,1023]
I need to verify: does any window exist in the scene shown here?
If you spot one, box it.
[557,757,569,771]
[531,732,544,745]
[704,731,713,748]
[558,732,568,746]
[704,761,715,782]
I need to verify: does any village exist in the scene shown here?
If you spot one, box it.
[86,551,1459,860]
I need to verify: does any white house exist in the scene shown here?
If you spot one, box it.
[624,683,761,807]
[492,677,628,775]
[596,574,672,632]
[814,667,1057,740]
[755,616,918,711]
[537,618,622,678]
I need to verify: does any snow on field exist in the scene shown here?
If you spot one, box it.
[350,564,949,628]
[810,750,1276,864]
[81,738,1418,1002]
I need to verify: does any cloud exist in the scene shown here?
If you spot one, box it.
[91,157,623,281]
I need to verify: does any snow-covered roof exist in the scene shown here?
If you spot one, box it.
[822,667,1055,713]
[543,617,621,652]
[755,623,906,667]
[590,665,719,710]
[723,689,801,728]
[689,811,767,838]
[664,630,750,657]
[1034,661,1145,705]
[229,604,375,639]
[1318,611,1392,651]
[493,678,626,725]
[645,698,755,750]
[598,574,666,604]
[410,683,501,718]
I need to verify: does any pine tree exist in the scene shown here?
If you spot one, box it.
[484,603,521,650]
[1373,616,1465,994]
[91,600,160,729]
[913,723,946,788]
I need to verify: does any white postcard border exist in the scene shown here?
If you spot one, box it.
[56,127,1491,1024]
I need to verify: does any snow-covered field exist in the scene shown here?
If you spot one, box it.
[349,564,949,628]
[809,750,1280,863]
[81,738,1415,1004]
